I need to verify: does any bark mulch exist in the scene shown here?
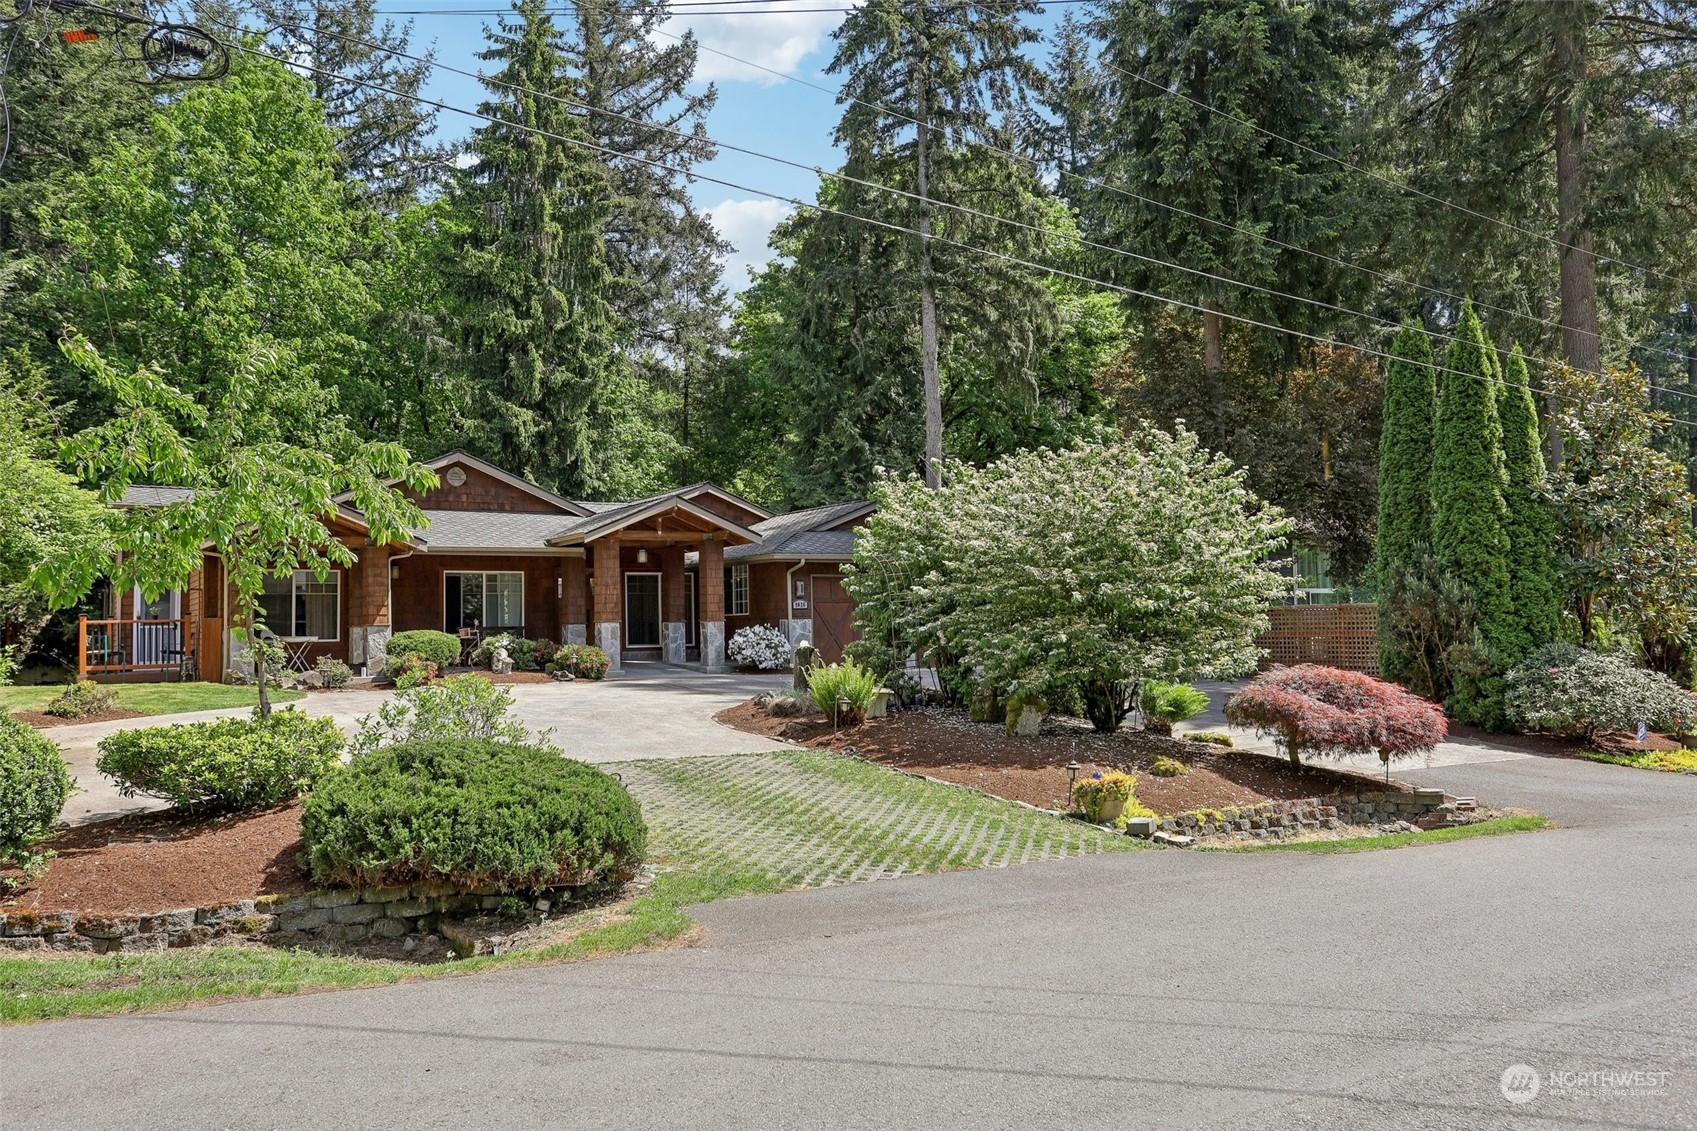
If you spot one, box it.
[717,701,1400,815]
[3,804,311,915]
[9,707,147,729]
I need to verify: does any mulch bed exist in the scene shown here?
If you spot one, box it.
[3,804,311,915]
[717,700,1401,815]
[9,707,148,729]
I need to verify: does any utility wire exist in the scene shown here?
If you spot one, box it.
[237,11,1697,405]
[210,30,1689,414]
[361,0,1692,368]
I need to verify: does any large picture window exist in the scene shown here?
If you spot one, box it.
[444,571,525,632]
[723,564,749,616]
[258,571,340,639]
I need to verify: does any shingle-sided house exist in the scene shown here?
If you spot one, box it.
[83,452,870,681]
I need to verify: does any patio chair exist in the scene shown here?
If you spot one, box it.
[458,627,482,666]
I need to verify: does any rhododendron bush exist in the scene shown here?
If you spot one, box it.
[1505,644,1696,741]
[1225,665,1447,768]
[846,430,1292,733]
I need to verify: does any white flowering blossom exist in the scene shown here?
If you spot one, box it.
[728,624,794,670]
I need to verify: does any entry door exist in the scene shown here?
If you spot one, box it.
[683,572,698,647]
[810,574,859,663]
[132,587,182,665]
[625,573,661,648]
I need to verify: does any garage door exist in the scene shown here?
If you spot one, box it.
[810,574,860,663]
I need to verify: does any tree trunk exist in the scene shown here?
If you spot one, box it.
[915,67,943,490]
[1201,298,1224,375]
[1553,23,1600,383]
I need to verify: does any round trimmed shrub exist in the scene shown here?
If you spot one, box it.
[384,630,462,669]
[302,740,646,891]
[1506,644,1696,741]
[96,709,344,811]
[0,716,76,886]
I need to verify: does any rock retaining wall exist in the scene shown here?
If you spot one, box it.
[1156,787,1455,842]
[0,878,600,953]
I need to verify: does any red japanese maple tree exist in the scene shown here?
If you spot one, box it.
[1225,665,1448,770]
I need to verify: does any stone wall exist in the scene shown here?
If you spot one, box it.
[1156,787,1455,842]
[0,877,601,954]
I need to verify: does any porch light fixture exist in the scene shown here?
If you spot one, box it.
[636,547,649,565]
[389,562,400,581]
[556,577,563,599]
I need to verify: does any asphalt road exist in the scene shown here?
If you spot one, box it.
[6,746,1696,1129]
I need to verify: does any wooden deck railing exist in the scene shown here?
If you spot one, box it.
[77,616,194,679]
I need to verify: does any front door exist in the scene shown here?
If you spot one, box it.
[810,574,859,663]
[624,573,661,649]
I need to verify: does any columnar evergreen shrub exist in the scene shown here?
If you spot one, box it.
[1432,301,1515,727]
[1498,348,1562,660]
[1225,665,1448,768]
[1505,645,1696,741]
[1374,321,1438,683]
[96,710,344,810]
[301,740,646,891]
[384,630,462,669]
[0,716,76,888]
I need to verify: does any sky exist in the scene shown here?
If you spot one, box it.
[379,1,865,293]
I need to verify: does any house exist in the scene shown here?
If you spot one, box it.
[81,452,870,681]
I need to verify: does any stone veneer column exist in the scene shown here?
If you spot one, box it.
[660,545,687,665]
[562,556,587,645]
[592,536,622,673]
[697,539,725,673]
[360,545,392,674]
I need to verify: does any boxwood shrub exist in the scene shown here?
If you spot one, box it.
[96,710,344,811]
[0,716,76,887]
[301,739,646,891]
[383,630,462,670]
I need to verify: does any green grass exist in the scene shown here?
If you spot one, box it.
[1,751,1127,1023]
[1205,815,1548,854]
[1580,748,1697,774]
[0,682,301,719]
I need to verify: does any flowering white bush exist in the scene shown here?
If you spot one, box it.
[1506,644,1696,740]
[728,624,793,670]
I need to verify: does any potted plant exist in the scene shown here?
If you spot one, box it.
[1071,770,1143,825]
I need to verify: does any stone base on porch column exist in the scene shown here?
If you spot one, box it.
[362,625,391,675]
[663,622,686,665]
[779,618,812,651]
[595,623,622,672]
[564,623,587,646]
[701,620,725,673]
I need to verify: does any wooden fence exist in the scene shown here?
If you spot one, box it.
[1255,603,1378,675]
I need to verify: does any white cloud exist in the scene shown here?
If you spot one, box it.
[706,197,793,290]
[663,8,850,85]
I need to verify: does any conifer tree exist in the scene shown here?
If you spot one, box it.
[1432,301,1515,726]
[1499,347,1563,653]
[1374,321,1437,683]
[450,0,620,495]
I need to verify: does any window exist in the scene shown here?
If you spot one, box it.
[258,571,340,639]
[723,564,749,616]
[444,571,524,631]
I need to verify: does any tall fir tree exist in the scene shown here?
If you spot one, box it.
[1432,300,1515,727]
[1374,320,1438,682]
[1498,346,1563,658]
[253,0,450,209]
[450,0,620,495]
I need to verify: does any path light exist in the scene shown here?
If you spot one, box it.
[1066,761,1081,810]
[836,695,850,730]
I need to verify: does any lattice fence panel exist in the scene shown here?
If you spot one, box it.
[1255,603,1379,675]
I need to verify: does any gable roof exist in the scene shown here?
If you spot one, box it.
[417,451,591,516]
[116,485,197,507]
[725,500,874,562]
[545,492,765,546]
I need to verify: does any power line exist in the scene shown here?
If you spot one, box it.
[247,11,1697,402]
[209,30,1689,414]
[360,0,1690,367]
[1087,47,1697,297]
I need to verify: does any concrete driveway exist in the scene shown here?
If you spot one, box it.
[8,727,1696,1128]
[49,662,793,824]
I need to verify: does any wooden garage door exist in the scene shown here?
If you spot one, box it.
[811,574,860,663]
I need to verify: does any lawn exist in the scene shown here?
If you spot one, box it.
[1,751,1134,1023]
[1,682,300,720]
[1580,749,1697,774]
[1204,815,1548,854]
